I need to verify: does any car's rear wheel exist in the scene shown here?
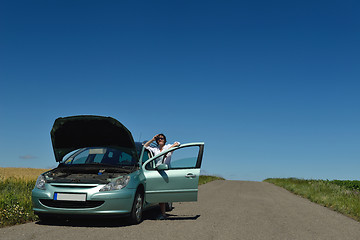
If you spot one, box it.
[128,191,143,224]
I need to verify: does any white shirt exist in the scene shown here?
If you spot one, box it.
[145,142,180,166]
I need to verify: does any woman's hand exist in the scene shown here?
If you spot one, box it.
[152,134,160,141]
[171,141,180,148]
[144,134,160,147]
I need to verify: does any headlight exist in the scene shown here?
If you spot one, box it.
[35,175,46,190]
[100,176,130,191]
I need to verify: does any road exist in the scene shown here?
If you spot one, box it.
[2,180,360,240]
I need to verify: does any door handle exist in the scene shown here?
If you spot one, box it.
[185,173,196,178]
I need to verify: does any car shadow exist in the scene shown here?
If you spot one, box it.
[143,206,200,221]
[35,206,200,227]
[35,216,132,228]
[165,214,200,221]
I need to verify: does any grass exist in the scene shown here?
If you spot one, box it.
[0,178,39,227]
[199,175,225,185]
[0,167,223,227]
[264,178,360,222]
[0,168,50,227]
[0,167,50,180]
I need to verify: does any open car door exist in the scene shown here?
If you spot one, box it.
[141,142,204,203]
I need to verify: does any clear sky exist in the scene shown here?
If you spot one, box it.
[1,0,359,181]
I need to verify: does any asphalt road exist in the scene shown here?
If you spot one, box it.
[2,180,360,240]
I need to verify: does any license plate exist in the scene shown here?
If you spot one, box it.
[54,193,86,201]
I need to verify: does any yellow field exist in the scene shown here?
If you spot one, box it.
[0,167,50,180]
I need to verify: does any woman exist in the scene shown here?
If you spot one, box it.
[144,133,180,219]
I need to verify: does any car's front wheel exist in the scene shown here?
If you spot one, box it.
[36,213,63,224]
[37,214,52,223]
[128,191,143,224]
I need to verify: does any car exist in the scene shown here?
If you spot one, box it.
[32,115,204,224]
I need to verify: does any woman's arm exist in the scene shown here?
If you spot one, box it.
[169,141,180,148]
[144,134,159,147]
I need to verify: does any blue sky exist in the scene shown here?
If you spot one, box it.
[1,0,359,181]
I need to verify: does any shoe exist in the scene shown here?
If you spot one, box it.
[156,214,167,220]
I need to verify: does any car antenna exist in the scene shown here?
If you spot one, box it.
[138,132,142,142]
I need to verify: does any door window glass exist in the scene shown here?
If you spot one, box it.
[145,146,200,170]
[142,150,151,163]
[168,146,199,169]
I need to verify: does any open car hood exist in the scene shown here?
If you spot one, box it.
[51,115,137,162]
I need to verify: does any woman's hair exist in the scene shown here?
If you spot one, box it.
[155,133,167,144]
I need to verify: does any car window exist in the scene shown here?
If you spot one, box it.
[142,150,151,163]
[100,149,136,165]
[63,147,137,166]
[145,145,200,170]
[145,160,156,170]
[93,153,104,163]
[143,150,156,170]
[71,149,89,164]
[168,146,199,169]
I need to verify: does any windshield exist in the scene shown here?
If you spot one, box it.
[61,147,138,166]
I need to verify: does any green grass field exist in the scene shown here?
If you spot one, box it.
[0,167,50,180]
[199,175,224,185]
[0,178,38,227]
[264,178,360,222]
[0,168,224,227]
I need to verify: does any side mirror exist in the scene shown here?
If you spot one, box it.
[156,164,168,171]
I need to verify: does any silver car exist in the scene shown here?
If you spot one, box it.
[32,115,204,224]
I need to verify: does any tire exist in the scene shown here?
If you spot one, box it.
[165,202,173,212]
[128,191,144,224]
[37,214,59,223]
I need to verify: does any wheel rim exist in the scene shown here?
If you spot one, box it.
[135,194,143,222]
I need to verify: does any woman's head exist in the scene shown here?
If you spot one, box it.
[155,133,167,145]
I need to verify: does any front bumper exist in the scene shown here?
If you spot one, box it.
[32,183,136,216]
